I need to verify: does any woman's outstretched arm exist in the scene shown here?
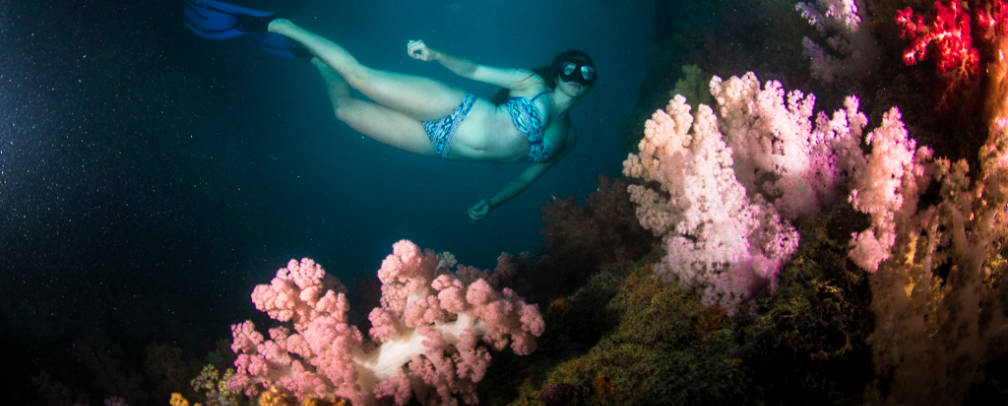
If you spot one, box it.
[407,40,540,91]
[468,129,578,221]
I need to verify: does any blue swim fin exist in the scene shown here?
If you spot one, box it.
[183,0,309,60]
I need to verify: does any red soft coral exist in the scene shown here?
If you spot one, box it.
[896,0,982,111]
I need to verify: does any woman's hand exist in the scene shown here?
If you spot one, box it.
[407,40,437,61]
[467,200,491,221]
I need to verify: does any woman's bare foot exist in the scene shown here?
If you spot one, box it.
[267,18,293,34]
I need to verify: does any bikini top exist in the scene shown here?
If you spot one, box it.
[505,91,555,162]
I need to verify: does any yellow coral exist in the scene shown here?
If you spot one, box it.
[219,368,236,396]
[255,386,348,406]
[257,386,296,406]
[186,364,238,406]
[190,365,217,393]
[169,393,195,406]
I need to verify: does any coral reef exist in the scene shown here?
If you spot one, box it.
[739,202,874,405]
[509,263,748,406]
[538,175,654,288]
[160,3,1008,405]
[859,116,1008,405]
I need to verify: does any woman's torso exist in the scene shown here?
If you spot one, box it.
[450,90,567,162]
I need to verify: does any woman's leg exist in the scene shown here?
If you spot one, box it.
[270,19,465,121]
[311,58,437,156]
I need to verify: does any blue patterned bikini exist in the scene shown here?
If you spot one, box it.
[422,91,555,162]
[423,93,476,160]
[505,91,554,163]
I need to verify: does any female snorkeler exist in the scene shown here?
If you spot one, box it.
[183,0,597,221]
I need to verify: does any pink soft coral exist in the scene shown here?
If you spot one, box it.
[710,72,866,221]
[847,109,935,272]
[227,240,544,406]
[622,71,885,312]
[623,93,800,312]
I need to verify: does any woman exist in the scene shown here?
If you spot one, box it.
[186,1,597,220]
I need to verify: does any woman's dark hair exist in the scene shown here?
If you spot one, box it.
[490,49,596,105]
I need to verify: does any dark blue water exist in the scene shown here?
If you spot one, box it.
[0,0,651,402]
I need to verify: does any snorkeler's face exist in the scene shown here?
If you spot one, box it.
[559,60,596,86]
